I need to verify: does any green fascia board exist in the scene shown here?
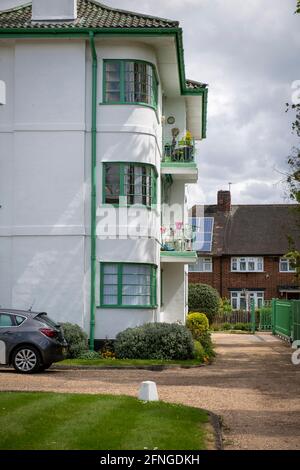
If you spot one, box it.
[160,251,197,258]
[161,162,197,169]
[0,27,208,138]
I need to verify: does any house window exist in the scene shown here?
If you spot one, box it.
[100,263,157,308]
[230,291,264,310]
[103,163,157,208]
[103,60,158,109]
[279,258,296,273]
[231,257,264,272]
[189,257,213,273]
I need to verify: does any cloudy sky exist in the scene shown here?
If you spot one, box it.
[1,0,299,206]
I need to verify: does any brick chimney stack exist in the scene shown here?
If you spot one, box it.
[217,190,231,212]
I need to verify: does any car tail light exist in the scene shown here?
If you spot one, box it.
[39,328,57,338]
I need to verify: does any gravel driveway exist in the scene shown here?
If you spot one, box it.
[1,333,299,450]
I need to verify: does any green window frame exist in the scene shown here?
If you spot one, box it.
[103,162,157,208]
[100,263,157,309]
[103,59,159,109]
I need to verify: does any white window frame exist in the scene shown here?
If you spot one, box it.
[189,257,213,273]
[231,257,264,272]
[230,291,264,310]
[279,257,296,273]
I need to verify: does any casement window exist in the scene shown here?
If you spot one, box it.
[231,291,264,310]
[231,257,264,272]
[279,257,296,273]
[103,162,157,208]
[103,60,159,109]
[189,257,213,273]
[100,263,157,308]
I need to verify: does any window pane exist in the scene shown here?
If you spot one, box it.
[103,274,118,284]
[103,295,118,305]
[103,264,118,274]
[240,297,246,310]
[15,315,25,326]
[248,261,255,271]
[240,261,246,271]
[104,164,120,204]
[0,314,14,327]
[104,285,118,296]
[105,62,121,103]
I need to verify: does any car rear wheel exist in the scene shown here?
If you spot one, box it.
[12,346,41,374]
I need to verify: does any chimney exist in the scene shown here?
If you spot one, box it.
[217,190,231,212]
[32,0,77,21]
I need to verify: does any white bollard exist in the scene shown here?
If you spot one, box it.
[138,381,159,402]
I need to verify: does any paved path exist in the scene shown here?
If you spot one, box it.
[0,333,300,450]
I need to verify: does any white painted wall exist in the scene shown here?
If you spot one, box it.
[163,97,186,145]
[0,39,87,327]
[160,263,185,324]
[96,308,157,340]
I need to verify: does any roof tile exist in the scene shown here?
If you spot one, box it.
[0,0,179,30]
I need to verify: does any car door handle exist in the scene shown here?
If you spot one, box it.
[2,331,12,335]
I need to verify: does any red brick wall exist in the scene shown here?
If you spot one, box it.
[189,256,299,300]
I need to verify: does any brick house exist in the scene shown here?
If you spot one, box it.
[189,191,300,310]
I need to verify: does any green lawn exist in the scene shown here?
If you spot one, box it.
[57,358,202,368]
[0,392,209,450]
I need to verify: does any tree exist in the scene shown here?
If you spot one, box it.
[188,283,220,324]
[285,100,300,276]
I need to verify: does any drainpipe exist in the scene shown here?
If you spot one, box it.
[89,31,97,350]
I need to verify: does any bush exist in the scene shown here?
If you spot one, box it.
[188,283,220,323]
[115,323,194,360]
[219,297,233,314]
[222,322,232,330]
[186,313,209,341]
[193,340,205,362]
[233,322,252,331]
[199,331,215,358]
[60,322,89,358]
[77,350,100,360]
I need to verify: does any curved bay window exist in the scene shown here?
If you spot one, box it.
[103,162,157,208]
[103,60,158,108]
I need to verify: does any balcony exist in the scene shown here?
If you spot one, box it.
[161,139,198,183]
[160,223,197,263]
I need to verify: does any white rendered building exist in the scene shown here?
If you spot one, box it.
[0,0,208,346]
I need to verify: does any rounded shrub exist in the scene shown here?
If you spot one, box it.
[193,340,205,362]
[60,322,89,358]
[188,283,220,324]
[115,322,194,360]
[186,312,209,341]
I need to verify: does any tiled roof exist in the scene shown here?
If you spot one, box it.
[0,0,179,30]
[186,79,207,90]
[191,204,300,255]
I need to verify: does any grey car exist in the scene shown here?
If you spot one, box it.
[0,309,67,373]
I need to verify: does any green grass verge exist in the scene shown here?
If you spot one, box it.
[0,392,209,450]
[57,358,202,367]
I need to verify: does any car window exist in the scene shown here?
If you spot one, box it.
[0,314,14,327]
[15,315,26,326]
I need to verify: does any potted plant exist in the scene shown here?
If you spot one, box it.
[178,131,194,161]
